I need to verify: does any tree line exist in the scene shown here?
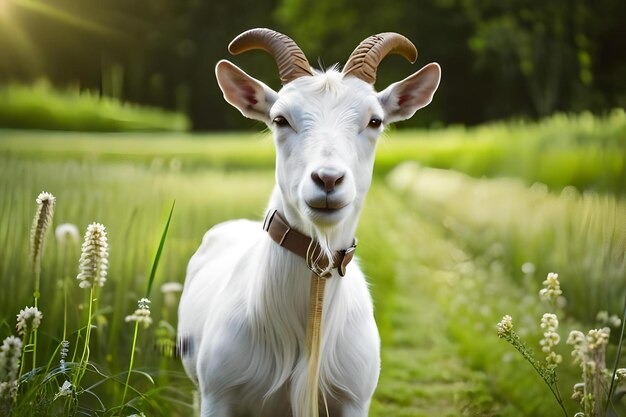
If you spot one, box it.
[0,0,624,130]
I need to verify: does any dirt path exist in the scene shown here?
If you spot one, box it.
[360,182,495,416]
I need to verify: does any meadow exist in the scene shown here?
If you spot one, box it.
[0,111,624,416]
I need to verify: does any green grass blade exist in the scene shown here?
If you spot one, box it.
[146,200,175,298]
[606,293,626,411]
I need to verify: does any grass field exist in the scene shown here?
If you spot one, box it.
[0,114,624,415]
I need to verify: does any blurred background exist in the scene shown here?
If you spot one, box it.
[1,0,625,130]
[0,1,625,416]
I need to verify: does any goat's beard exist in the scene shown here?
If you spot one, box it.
[312,231,334,269]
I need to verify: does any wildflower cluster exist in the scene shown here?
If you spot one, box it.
[77,223,109,288]
[0,336,23,400]
[496,272,570,415]
[1,192,174,414]
[539,272,562,305]
[125,298,152,328]
[540,313,562,365]
[566,327,611,416]
[16,306,43,336]
[530,269,624,417]
[495,314,559,384]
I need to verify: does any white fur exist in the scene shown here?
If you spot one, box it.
[178,61,440,417]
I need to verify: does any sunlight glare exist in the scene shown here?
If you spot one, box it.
[0,0,10,18]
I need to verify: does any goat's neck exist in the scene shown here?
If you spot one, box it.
[249,185,360,325]
[244,186,361,392]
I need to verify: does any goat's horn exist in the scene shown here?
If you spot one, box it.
[228,28,313,84]
[343,33,418,84]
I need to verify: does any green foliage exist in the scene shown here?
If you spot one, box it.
[0,82,190,132]
[2,0,626,128]
[378,109,626,195]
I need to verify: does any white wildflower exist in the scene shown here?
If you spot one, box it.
[521,262,536,274]
[0,336,22,400]
[55,223,79,246]
[571,382,585,401]
[496,315,514,337]
[16,306,43,336]
[160,282,183,294]
[0,336,22,382]
[539,313,562,364]
[161,281,183,307]
[567,330,586,364]
[609,315,622,328]
[30,191,56,272]
[59,340,69,369]
[587,327,610,350]
[125,298,152,328]
[57,380,72,397]
[615,368,626,385]
[539,272,562,304]
[597,311,621,328]
[53,380,73,400]
[0,381,18,400]
[77,223,109,288]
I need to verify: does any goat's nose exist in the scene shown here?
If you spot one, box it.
[311,167,345,193]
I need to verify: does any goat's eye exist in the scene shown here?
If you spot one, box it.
[368,117,382,128]
[272,116,290,128]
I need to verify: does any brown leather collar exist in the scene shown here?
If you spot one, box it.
[263,209,357,278]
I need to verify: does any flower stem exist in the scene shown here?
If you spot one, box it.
[74,286,95,388]
[17,333,28,383]
[606,294,626,412]
[120,321,140,412]
[32,269,40,371]
[506,332,568,417]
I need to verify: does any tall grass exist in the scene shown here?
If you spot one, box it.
[0,157,277,414]
[2,109,624,194]
[378,109,626,194]
[0,81,190,132]
[388,162,626,324]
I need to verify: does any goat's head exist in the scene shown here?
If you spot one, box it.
[216,29,440,241]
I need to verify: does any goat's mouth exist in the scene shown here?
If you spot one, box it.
[304,198,351,223]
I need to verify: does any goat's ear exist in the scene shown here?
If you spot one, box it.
[215,60,278,123]
[378,63,441,124]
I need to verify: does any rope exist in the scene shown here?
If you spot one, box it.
[305,272,327,417]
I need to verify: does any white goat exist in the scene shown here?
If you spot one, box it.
[178,28,441,417]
